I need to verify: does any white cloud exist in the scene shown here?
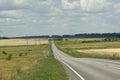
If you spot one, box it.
[0,0,25,10]
[0,10,24,19]
[114,2,120,8]
[61,0,110,11]
[13,0,24,4]
[113,2,120,14]
[61,0,80,9]
[80,0,109,11]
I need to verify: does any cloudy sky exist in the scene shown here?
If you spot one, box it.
[0,0,120,37]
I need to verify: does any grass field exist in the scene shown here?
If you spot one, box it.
[56,38,120,59]
[0,39,68,80]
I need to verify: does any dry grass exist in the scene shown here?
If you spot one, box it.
[59,41,120,49]
[0,39,48,46]
[0,44,47,80]
[67,38,104,41]
[77,48,120,56]
[0,57,39,80]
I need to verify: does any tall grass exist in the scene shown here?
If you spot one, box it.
[14,44,68,80]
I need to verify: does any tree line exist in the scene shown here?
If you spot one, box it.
[52,33,120,38]
[0,33,120,39]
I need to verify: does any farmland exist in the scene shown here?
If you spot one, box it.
[0,39,68,80]
[0,39,48,46]
[77,48,120,56]
[56,38,120,59]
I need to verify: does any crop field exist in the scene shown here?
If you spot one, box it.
[77,48,120,56]
[0,39,48,46]
[56,38,120,59]
[0,39,68,80]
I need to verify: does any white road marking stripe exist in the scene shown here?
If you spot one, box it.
[112,66,120,70]
[61,61,85,80]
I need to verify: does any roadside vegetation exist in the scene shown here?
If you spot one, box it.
[0,39,68,80]
[55,38,120,60]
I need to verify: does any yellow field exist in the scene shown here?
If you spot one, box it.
[0,39,48,46]
[77,48,120,56]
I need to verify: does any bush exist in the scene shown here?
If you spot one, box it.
[25,53,28,56]
[6,54,13,60]
[19,53,23,56]
[2,51,7,55]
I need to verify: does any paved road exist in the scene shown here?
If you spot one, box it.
[52,41,120,80]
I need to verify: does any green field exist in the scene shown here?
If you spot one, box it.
[0,41,68,80]
[56,38,120,59]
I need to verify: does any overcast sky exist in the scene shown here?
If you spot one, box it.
[0,0,120,37]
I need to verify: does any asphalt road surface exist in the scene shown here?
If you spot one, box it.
[51,41,120,80]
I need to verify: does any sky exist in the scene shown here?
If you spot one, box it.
[0,0,120,37]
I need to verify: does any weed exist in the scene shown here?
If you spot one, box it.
[2,51,7,55]
[19,53,23,56]
[6,54,12,60]
[24,53,28,56]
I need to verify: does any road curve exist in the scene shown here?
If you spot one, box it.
[51,41,120,80]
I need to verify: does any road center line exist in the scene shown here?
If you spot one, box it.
[61,61,85,80]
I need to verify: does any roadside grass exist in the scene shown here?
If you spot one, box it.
[55,38,120,60]
[0,42,68,80]
[14,44,68,80]
[0,45,43,80]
